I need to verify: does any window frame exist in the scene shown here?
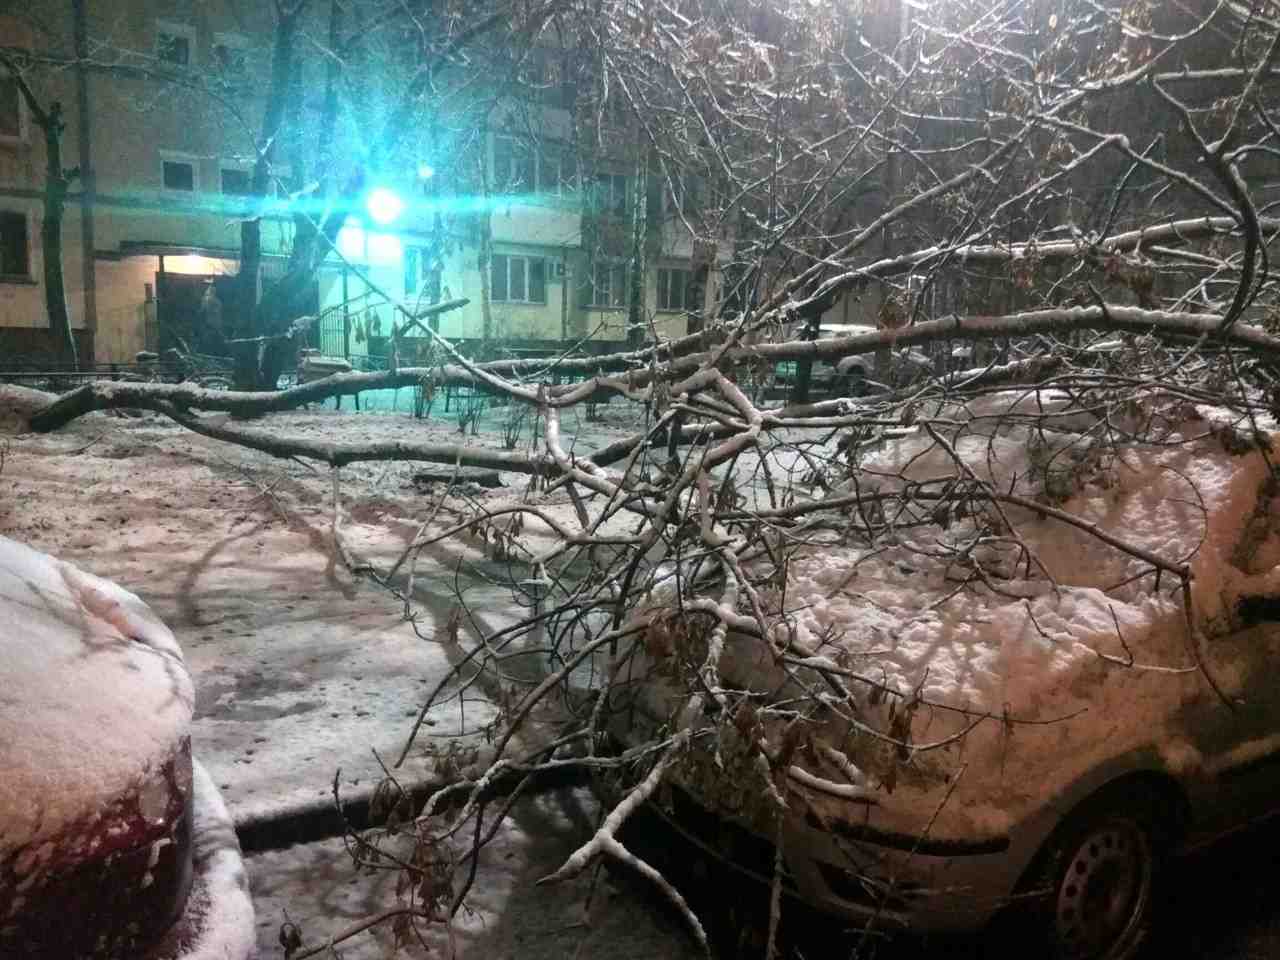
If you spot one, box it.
[494,133,579,198]
[155,20,197,70]
[0,74,28,145]
[591,261,628,309]
[593,172,628,218]
[219,160,253,196]
[490,253,548,305]
[211,31,249,78]
[0,209,32,283]
[662,175,703,218]
[657,267,696,312]
[160,151,200,193]
[539,145,577,196]
[494,134,536,195]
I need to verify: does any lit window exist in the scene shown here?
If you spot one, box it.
[657,267,698,312]
[156,21,195,68]
[591,262,627,308]
[337,221,365,260]
[367,233,402,265]
[491,254,546,304]
[0,211,30,280]
[162,158,196,191]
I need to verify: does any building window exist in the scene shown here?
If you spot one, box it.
[212,33,248,76]
[593,173,628,218]
[591,262,627,308]
[663,176,702,217]
[495,134,578,198]
[491,254,546,304]
[162,155,197,192]
[405,245,429,296]
[221,166,251,195]
[156,21,196,68]
[0,211,30,280]
[657,267,697,312]
[0,76,23,142]
[494,135,535,194]
[539,145,577,195]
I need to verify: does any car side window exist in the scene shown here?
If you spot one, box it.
[1238,595,1280,625]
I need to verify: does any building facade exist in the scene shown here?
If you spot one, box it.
[0,1,722,369]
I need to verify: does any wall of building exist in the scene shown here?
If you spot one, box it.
[0,2,722,366]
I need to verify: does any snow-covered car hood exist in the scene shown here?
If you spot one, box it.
[0,536,194,856]
[618,392,1280,842]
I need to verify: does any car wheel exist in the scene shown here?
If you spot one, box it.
[1028,786,1168,960]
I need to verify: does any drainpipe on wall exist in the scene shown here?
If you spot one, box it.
[560,254,568,343]
[73,0,97,361]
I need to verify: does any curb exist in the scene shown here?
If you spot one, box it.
[234,765,592,853]
[234,774,446,853]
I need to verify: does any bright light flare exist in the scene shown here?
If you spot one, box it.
[366,187,405,225]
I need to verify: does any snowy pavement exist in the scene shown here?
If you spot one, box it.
[5,401,1280,959]
[0,405,699,960]
[248,787,701,960]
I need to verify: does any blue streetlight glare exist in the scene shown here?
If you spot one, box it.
[417,163,435,180]
[366,187,404,225]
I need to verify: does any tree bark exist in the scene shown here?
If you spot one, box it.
[234,3,307,390]
[28,302,1269,433]
[626,147,648,348]
[0,56,80,369]
[38,102,77,370]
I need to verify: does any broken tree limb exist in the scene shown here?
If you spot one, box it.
[29,302,1280,432]
[151,400,547,472]
[22,304,1280,435]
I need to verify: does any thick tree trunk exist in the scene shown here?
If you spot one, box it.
[626,147,648,348]
[234,5,306,390]
[38,103,77,369]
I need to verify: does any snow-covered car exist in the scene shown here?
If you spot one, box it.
[608,393,1280,960]
[0,536,254,960]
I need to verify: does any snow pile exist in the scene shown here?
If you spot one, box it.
[146,760,255,960]
[0,535,194,855]
[652,393,1280,839]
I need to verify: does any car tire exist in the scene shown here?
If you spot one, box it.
[1022,784,1170,960]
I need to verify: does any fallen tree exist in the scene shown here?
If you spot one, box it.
[16,0,1280,956]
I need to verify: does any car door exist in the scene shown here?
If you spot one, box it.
[1179,614,1280,839]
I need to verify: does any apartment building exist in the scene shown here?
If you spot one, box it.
[0,1,721,369]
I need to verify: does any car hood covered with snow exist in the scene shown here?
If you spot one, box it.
[620,391,1280,842]
[0,535,194,855]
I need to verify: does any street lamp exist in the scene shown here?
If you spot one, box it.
[366,186,404,226]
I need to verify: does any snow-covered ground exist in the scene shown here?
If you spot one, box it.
[0,398,700,958]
